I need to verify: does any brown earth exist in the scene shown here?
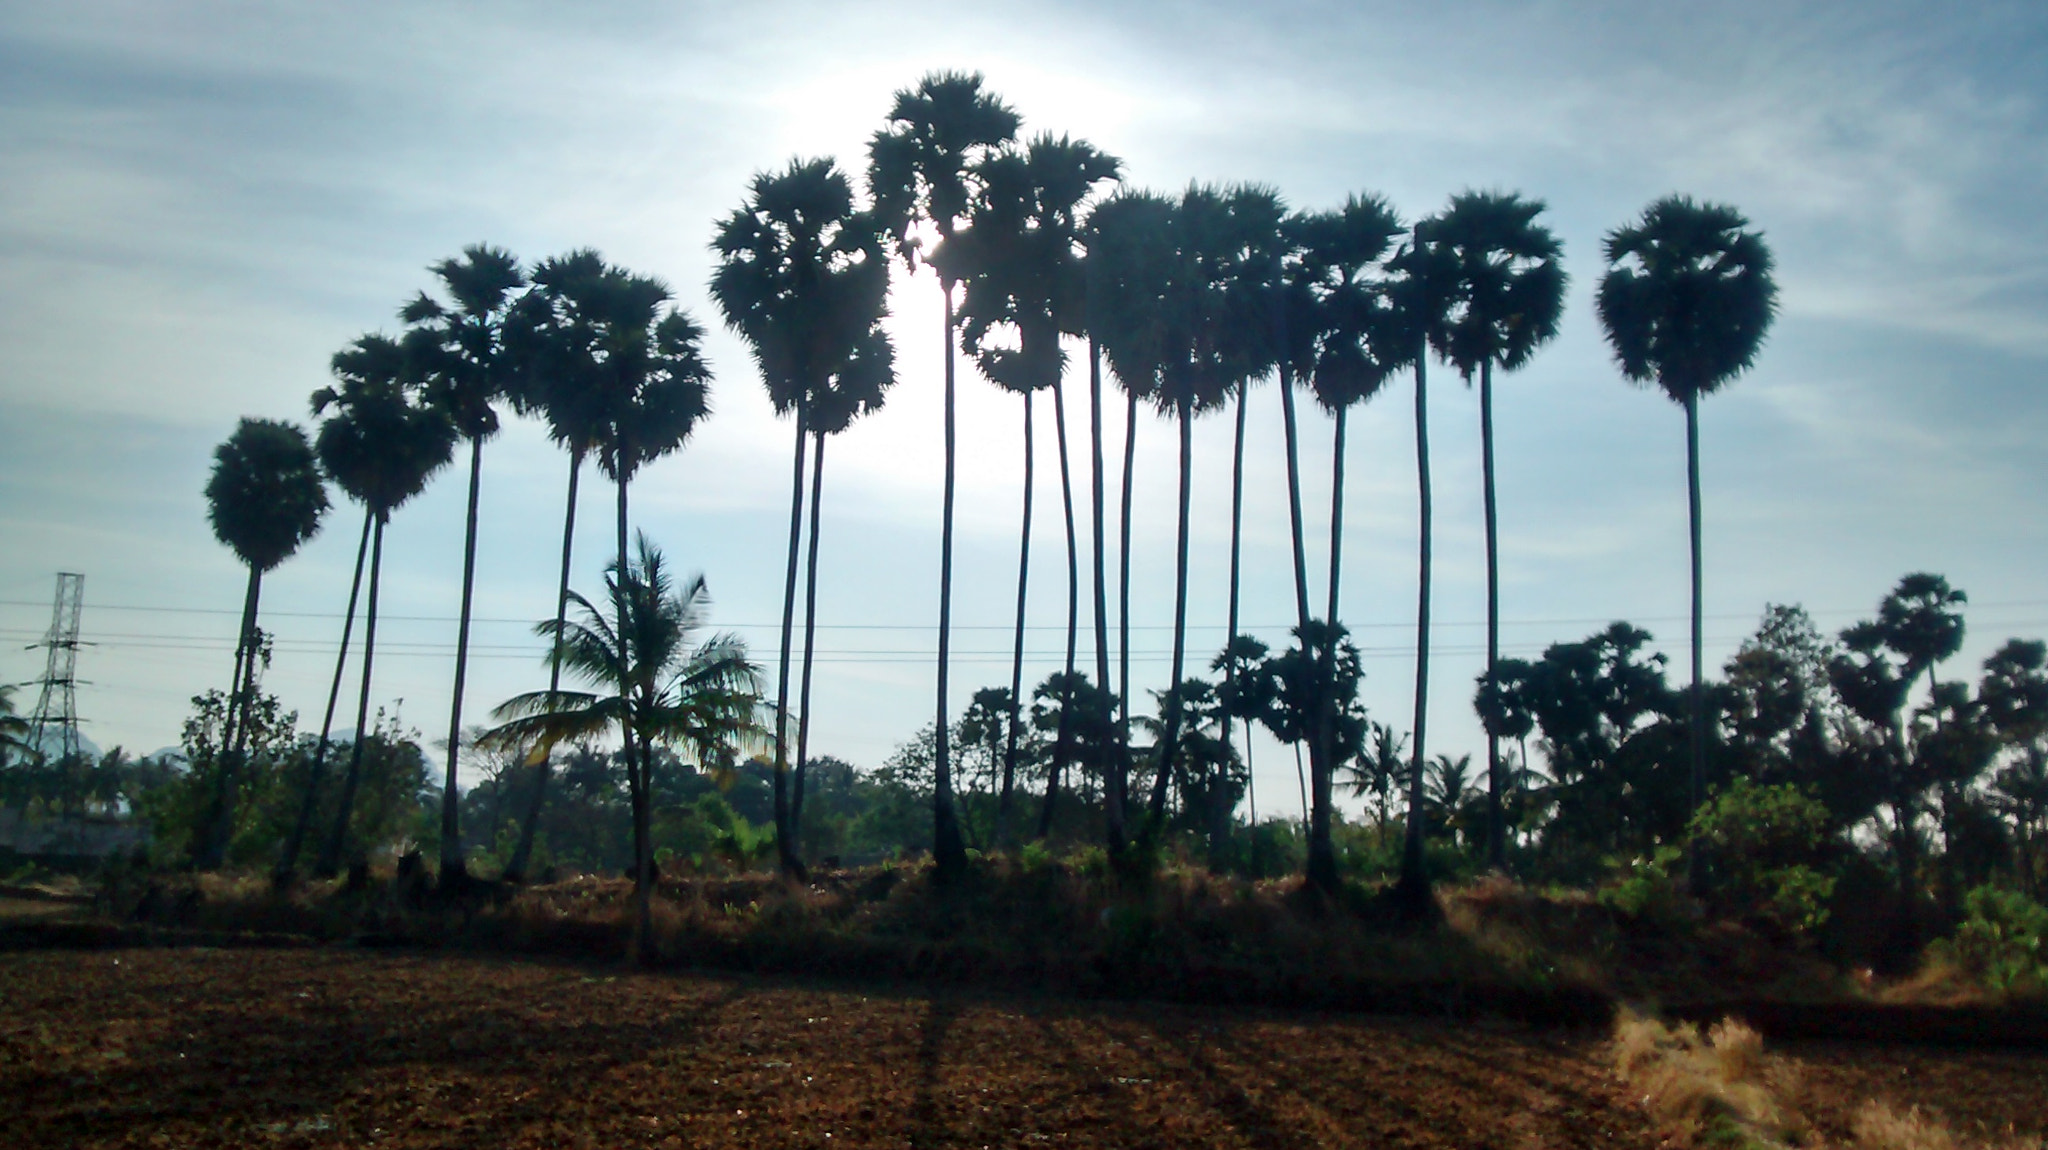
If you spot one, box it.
[0,947,1659,1149]
[1775,1039,2048,1147]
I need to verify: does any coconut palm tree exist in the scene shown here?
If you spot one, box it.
[867,71,1020,880]
[196,417,329,869]
[311,334,458,878]
[402,243,525,884]
[1387,211,1463,914]
[712,156,892,877]
[1596,196,1777,887]
[946,133,1120,845]
[482,535,762,963]
[1083,189,1177,849]
[496,249,618,883]
[1429,191,1567,869]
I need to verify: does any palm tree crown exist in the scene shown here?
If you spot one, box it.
[206,418,330,573]
[312,335,459,519]
[710,157,893,419]
[1596,196,1777,403]
[1429,190,1568,380]
[484,536,763,769]
[403,244,526,438]
[867,71,1022,276]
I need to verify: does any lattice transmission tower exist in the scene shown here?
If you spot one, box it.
[26,572,86,762]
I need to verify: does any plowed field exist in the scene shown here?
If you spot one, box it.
[0,947,1653,1149]
[2,947,2043,1149]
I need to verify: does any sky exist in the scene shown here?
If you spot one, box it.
[3,0,2046,819]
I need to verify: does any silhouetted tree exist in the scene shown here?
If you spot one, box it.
[197,418,328,869]
[403,244,526,883]
[867,71,1020,881]
[713,156,891,877]
[1430,191,1566,868]
[311,335,457,877]
[1596,197,1777,891]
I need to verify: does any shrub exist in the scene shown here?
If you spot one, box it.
[1689,778,1837,939]
[1933,885,2048,998]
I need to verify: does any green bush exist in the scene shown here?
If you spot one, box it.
[1689,778,1837,939]
[1937,885,2048,996]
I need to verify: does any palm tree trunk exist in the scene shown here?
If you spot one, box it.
[1005,392,1034,844]
[1118,390,1138,825]
[773,413,809,879]
[1398,355,1434,914]
[1147,403,1195,828]
[793,431,828,844]
[439,434,485,884]
[1481,360,1506,871]
[507,451,582,883]
[1277,363,1312,631]
[197,567,262,868]
[278,506,372,882]
[320,514,385,878]
[1050,377,1082,835]
[1306,406,1346,892]
[1685,390,1707,897]
[1223,386,1248,827]
[1090,340,1122,857]
[932,282,968,879]
[618,466,656,961]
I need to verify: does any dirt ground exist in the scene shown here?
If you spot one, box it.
[0,947,1656,1150]
[1775,1039,2048,1147]
[1,946,2042,1150]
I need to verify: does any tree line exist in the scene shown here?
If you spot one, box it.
[51,68,2020,944]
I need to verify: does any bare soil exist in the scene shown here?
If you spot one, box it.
[1776,1039,2048,1147]
[0,947,1658,1149]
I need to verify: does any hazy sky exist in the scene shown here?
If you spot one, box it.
[4,1,2046,817]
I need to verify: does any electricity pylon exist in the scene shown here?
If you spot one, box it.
[26,572,86,762]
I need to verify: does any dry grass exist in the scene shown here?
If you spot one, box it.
[1614,1011,2047,1150]
[1611,1009,1799,1148]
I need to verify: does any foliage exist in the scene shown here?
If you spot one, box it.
[1689,778,1838,939]
[1931,885,2048,997]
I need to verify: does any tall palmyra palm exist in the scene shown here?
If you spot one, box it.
[867,71,1020,880]
[402,243,525,883]
[311,334,457,878]
[946,133,1120,845]
[1596,195,1777,886]
[497,249,618,883]
[586,269,715,896]
[483,536,761,963]
[712,156,893,878]
[789,311,893,852]
[1128,185,1273,833]
[1429,190,1567,869]
[1296,193,1405,891]
[196,417,329,869]
[1387,211,1463,913]
[1083,189,1178,851]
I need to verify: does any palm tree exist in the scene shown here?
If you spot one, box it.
[867,71,1020,880]
[1596,195,1778,888]
[196,417,329,868]
[1387,211,1463,914]
[275,503,370,884]
[1138,185,1275,834]
[586,269,715,896]
[0,686,28,766]
[311,335,458,878]
[497,249,618,883]
[483,535,762,962]
[1429,191,1567,869]
[1084,189,1177,850]
[1296,194,1405,890]
[712,156,893,877]
[790,325,893,851]
[402,244,526,884]
[947,134,1120,845]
